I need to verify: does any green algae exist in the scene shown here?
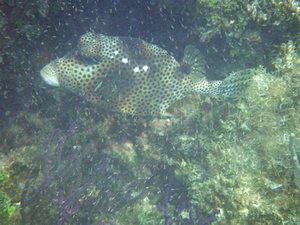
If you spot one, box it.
[0,169,18,224]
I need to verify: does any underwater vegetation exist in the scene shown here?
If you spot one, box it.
[25,119,158,224]
[157,187,220,225]
[0,0,299,224]
[289,133,300,189]
[19,119,220,225]
[0,171,16,224]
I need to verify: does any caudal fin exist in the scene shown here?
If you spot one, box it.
[192,69,255,97]
[217,69,255,97]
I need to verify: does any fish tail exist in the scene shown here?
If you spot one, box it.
[193,69,255,97]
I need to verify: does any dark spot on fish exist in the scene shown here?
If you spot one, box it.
[177,62,191,74]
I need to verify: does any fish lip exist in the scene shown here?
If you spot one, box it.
[40,60,60,87]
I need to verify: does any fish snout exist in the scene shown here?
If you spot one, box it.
[40,61,60,87]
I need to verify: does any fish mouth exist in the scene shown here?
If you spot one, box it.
[40,60,60,87]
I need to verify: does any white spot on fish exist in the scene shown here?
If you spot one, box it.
[142,65,149,72]
[122,58,128,64]
[114,50,119,55]
[133,66,140,73]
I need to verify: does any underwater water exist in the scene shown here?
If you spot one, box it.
[0,0,300,224]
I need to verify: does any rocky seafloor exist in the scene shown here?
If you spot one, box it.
[0,1,299,224]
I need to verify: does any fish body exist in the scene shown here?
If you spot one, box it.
[41,32,251,115]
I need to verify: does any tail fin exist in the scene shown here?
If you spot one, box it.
[192,69,255,97]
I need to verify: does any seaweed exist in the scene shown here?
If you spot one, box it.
[20,121,146,224]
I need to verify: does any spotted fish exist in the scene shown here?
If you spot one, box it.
[40,32,252,115]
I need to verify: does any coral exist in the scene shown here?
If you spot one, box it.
[273,40,298,74]
[194,0,299,41]
[144,0,299,76]
[149,118,173,136]
[191,0,299,73]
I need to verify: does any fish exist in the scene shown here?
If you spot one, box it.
[40,32,252,115]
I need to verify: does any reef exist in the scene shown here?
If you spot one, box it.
[0,0,299,224]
